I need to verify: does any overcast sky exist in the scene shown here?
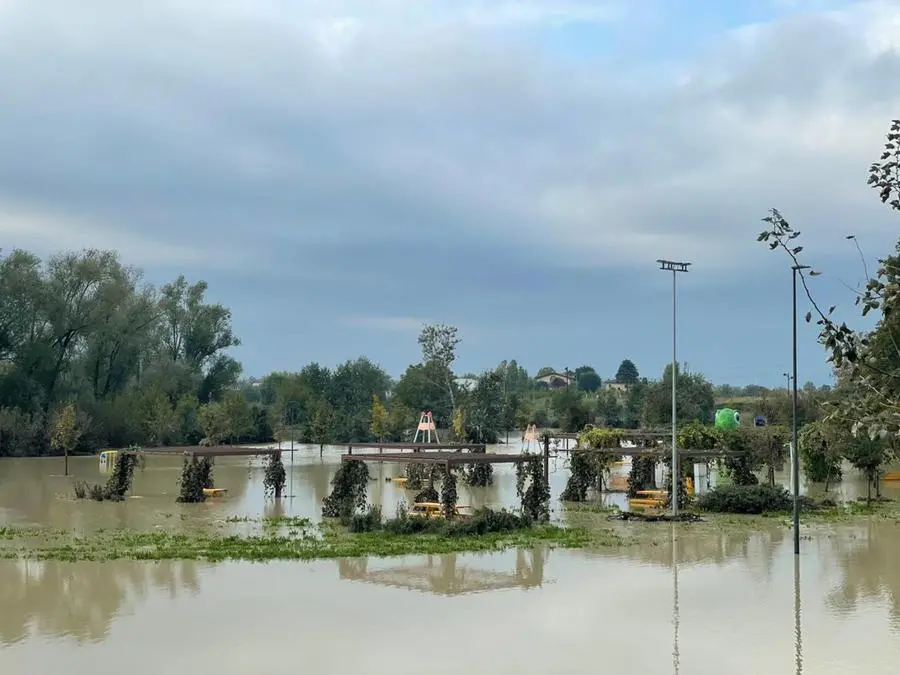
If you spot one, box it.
[1,0,898,385]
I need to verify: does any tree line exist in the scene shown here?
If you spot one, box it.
[0,249,244,456]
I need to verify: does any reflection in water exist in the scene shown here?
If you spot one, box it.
[338,548,547,596]
[826,521,900,625]
[0,559,201,645]
[672,525,680,675]
[2,449,900,671]
[795,555,803,675]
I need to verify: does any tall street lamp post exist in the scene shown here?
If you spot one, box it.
[657,259,691,516]
[792,264,809,555]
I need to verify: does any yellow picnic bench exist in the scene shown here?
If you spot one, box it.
[409,502,472,518]
[629,489,668,509]
[202,488,228,498]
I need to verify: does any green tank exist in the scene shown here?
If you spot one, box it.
[715,408,741,430]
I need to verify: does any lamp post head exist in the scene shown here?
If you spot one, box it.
[792,264,811,271]
[657,259,692,272]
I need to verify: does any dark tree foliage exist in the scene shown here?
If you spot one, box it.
[263,452,286,499]
[463,448,494,487]
[516,455,550,522]
[560,450,599,502]
[322,460,370,518]
[0,249,244,456]
[615,359,640,384]
[176,457,214,503]
[73,447,144,502]
[627,457,656,498]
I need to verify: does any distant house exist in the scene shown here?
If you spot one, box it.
[455,376,479,392]
[534,372,574,389]
[602,380,629,394]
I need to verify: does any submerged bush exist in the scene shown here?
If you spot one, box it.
[73,449,143,502]
[322,460,370,518]
[696,484,792,514]
[263,453,286,499]
[177,457,212,503]
[347,504,533,536]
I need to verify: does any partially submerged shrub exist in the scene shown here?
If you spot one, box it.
[177,457,209,503]
[463,450,494,487]
[73,481,88,499]
[413,486,439,503]
[263,452,286,499]
[350,504,532,536]
[73,448,143,502]
[516,455,550,522]
[560,450,597,502]
[348,505,383,533]
[405,463,429,490]
[322,460,370,518]
[696,484,792,514]
[440,470,458,519]
[627,456,656,498]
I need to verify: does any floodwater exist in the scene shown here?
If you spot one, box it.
[1,445,900,674]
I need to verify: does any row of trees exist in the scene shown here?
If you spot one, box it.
[0,250,246,457]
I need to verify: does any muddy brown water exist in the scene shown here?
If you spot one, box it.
[1,445,899,673]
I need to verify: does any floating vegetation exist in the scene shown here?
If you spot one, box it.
[0,519,598,562]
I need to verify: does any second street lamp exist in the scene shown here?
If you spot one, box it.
[657,259,691,516]
[791,264,810,555]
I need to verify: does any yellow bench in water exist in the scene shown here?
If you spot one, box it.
[409,502,471,518]
[883,472,900,481]
[202,488,228,498]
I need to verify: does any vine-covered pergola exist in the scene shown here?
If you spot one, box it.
[326,447,551,521]
[120,445,285,503]
[562,425,783,505]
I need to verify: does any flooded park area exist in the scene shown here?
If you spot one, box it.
[2,445,900,674]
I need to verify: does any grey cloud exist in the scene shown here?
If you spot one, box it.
[0,0,897,275]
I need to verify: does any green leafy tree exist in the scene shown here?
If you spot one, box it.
[551,387,591,432]
[198,401,229,445]
[615,359,639,384]
[596,389,623,427]
[388,402,413,441]
[418,323,461,412]
[50,403,80,475]
[392,361,455,424]
[141,391,176,446]
[369,395,389,441]
[642,364,715,426]
[462,371,504,442]
[310,399,336,449]
[222,390,253,443]
[575,367,602,392]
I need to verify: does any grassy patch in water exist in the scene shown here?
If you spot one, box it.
[0,519,609,563]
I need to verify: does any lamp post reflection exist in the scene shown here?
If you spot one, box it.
[794,555,803,675]
[672,524,680,675]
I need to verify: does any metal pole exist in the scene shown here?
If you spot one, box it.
[657,259,690,517]
[792,267,801,554]
[671,269,678,516]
